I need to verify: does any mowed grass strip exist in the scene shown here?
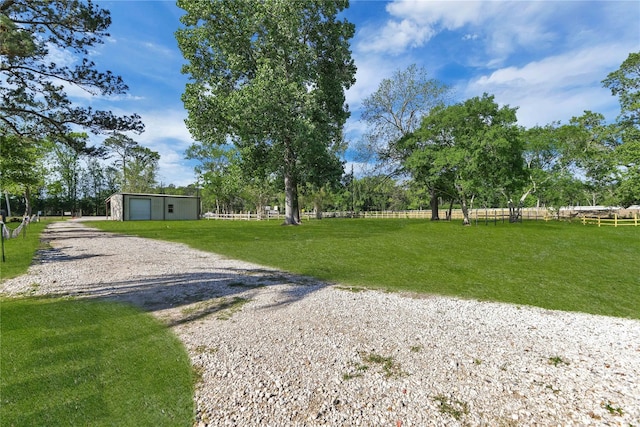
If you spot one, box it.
[91,219,639,319]
[0,297,195,426]
[0,219,52,280]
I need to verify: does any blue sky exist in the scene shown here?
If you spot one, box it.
[79,0,639,186]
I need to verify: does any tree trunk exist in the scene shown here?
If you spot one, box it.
[4,191,11,217]
[23,186,32,217]
[283,140,300,225]
[284,174,300,225]
[458,188,471,226]
[314,199,323,219]
[429,186,439,220]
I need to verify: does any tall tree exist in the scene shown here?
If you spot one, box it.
[602,52,640,207]
[563,112,619,205]
[123,145,159,193]
[47,132,93,214]
[404,94,525,225]
[0,0,144,142]
[177,0,356,225]
[0,134,46,216]
[80,157,106,215]
[603,52,640,128]
[186,142,243,213]
[103,133,138,190]
[522,123,592,211]
[359,64,451,219]
[103,133,159,193]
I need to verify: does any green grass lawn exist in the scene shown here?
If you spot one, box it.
[1,219,51,280]
[0,297,195,426]
[91,218,640,319]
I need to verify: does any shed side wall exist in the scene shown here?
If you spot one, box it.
[110,194,124,221]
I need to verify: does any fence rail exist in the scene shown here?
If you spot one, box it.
[203,208,549,222]
[581,214,639,227]
[202,208,640,227]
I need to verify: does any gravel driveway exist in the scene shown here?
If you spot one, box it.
[2,221,639,426]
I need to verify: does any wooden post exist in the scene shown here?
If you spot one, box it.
[1,223,5,262]
[598,217,601,227]
[614,213,618,227]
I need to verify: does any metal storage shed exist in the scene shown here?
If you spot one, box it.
[106,193,200,221]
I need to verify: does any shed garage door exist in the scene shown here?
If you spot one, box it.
[129,198,151,220]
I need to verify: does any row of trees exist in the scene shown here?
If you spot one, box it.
[2,1,637,224]
[0,132,160,216]
[177,1,638,224]
[186,54,639,223]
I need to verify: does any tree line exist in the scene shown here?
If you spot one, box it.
[1,1,638,223]
[0,132,162,217]
[366,56,639,224]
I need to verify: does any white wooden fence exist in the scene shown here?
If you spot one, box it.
[202,208,548,222]
[202,207,640,224]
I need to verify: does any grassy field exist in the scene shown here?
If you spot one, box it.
[0,297,195,426]
[90,218,640,319]
[1,219,52,280]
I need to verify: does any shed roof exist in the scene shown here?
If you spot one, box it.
[106,192,199,202]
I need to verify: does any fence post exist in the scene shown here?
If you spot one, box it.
[635,213,638,227]
[614,213,618,227]
[1,223,5,262]
[598,217,601,227]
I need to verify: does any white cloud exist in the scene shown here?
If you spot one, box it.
[135,109,193,149]
[44,42,77,68]
[357,17,435,54]
[154,142,197,187]
[386,0,486,29]
[141,41,176,58]
[464,43,633,126]
[355,1,617,68]
[134,109,196,186]
[357,0,488,55]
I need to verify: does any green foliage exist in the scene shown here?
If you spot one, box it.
[0,0,143,141]
[91,219,640,319]
[602,401,624,416]
[548,356,570,367]
[0,135,44,190]
[0,297,194,426]
[404,93,525,223]
[176,0,356,224]
[521,114,620,209]
[603,51,640,127]
[0,134,47,216]
[603,51,640,207]
[103,133,159,193]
